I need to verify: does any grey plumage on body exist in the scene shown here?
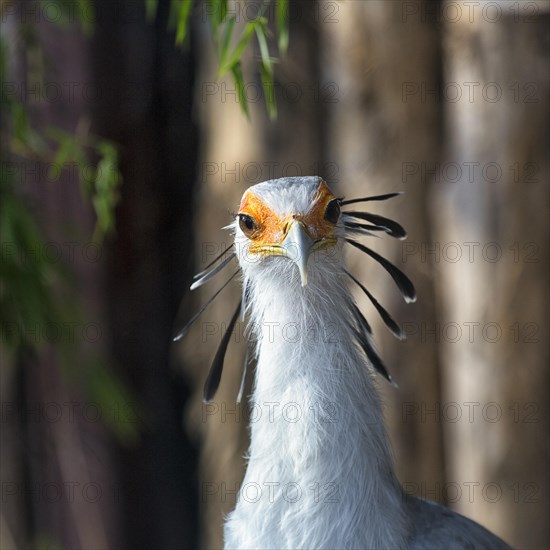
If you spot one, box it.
[407,496,512,549]
[176,176,514,549]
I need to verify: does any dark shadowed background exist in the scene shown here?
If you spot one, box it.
[1,1,549,549]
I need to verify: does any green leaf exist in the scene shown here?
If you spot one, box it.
[175,0,194,46]
[209,0,228,31]
[260,62,276,121]
[219,0,228,22]
[91,141,121,238]
[219,21,256,77]
[276,0,289,55]
[255,19,270,62]
[230,62,250,119]
[255,23,277,120]
[218,15,236,69]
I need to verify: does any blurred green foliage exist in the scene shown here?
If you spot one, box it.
[153,0,289,119]
[0,2,135,446]
[0,0,288,447]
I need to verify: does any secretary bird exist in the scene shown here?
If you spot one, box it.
[175,176,512,549]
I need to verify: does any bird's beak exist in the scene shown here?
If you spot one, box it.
[281,221,314,287]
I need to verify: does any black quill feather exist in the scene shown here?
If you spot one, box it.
[343,212,407,239]
[191,253,236,290]
[203,301,242,402]
[346,239,416,303]
[339,192,402,206]
[346,270,404,339]
[173,270,239,341]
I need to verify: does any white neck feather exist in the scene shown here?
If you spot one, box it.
[224,258,410,549]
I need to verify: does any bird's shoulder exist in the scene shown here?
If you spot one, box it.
[405,495,513,550]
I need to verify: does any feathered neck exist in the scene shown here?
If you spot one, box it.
[224,263,410,549]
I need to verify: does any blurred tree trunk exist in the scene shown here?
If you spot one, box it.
[92,0,199,548]
[433,3,550,547]
[320,0,446,503]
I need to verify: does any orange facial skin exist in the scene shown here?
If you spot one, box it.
[238,179,338,255]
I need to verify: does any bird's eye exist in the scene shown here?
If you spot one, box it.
[238,213,259,237]
[324,199,341,224]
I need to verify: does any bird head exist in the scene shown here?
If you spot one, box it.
[234,176,343,288]
[175,175,415,401]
